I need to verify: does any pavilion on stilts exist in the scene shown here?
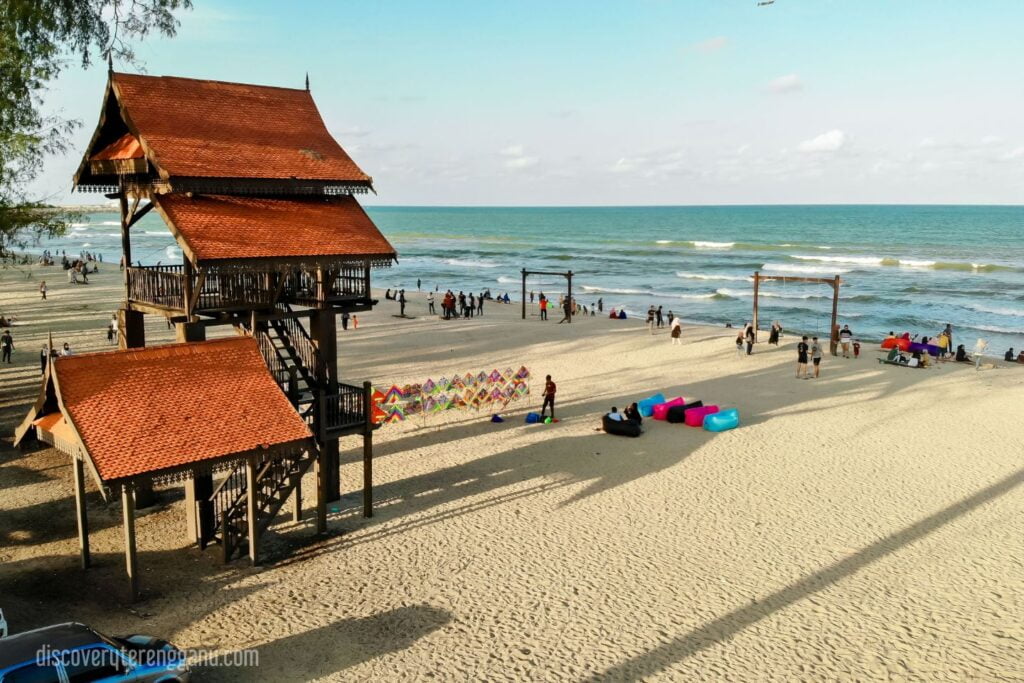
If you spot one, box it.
[14,69,396,600]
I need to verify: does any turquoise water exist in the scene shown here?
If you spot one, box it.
[32,205,1024,352]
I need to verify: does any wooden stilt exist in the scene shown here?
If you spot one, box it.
[567,270,573,323]
[292,476,302,523]
[830,276,841,356]
[246,457,259,566]
[363,431,374,518]
[121,484,139,602]
[184,475,198,544]
[73,457,90,569]
[752,271,760,342]
[315,449,327,534]
[521,268,527,320]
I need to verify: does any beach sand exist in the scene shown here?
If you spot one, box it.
[1,266,1022,681]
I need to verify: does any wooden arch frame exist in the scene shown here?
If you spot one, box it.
[752,271,843,356]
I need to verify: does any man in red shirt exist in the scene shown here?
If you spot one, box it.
[541,375,556,418]
[539,297,548,321]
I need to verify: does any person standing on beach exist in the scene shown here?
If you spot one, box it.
[656,306,664,328]
[341,311,350,330]
[417,278,421,291]
[797,336,809,378]
[106,322,115,344]
[468,292,475,318]
[399,289,407,317]
[541,375,556,418]
[539,296,548,321]
[39,345,48,374]
[39,281,47,300]
[646,306,656,334]
[839,324,853,358]
[810,336,822,378]
[61,342,73,356]
[530,291,534,303]
[478,292,484,316]
[745,323,755,355]
[598,298,603,313]
[427,291,436,315]
[1,329,13,363]
[670,317,682,345]
[558,298,572,324]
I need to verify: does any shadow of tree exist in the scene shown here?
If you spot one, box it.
[584,466,1024,681]
[197,605,452,681]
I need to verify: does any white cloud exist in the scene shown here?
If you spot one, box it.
[1000,146,1024,161]
[692,36,728,53]
[500,144,524,157]
[918,137,937,148]
[608,157,645,173]
[980,135,1003,146]
[505,156,539,169]
[766,74,803,94]
[798,129,846,153]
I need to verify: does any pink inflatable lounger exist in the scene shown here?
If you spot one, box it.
[685,405,719,427]
[652,397,686,421]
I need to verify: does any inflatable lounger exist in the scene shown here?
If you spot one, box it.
[877,359,925,369]
[704,408,739,432]
[667,400,702,424]
[908,342,942,357]
[652,397,686,421]
[637,393,667,418]
[685,405,719,427]
[602,414,642,437]
[881,337,911,351]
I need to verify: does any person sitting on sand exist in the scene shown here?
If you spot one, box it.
[606,406,624,422]
[624,403,643,425]
[618,309,626,320]
[608,307,617,319]
[1006,348,1016,362]
[954,345,970,362]
[887,346,904,363]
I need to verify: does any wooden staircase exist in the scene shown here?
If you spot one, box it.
[199,447,316,563]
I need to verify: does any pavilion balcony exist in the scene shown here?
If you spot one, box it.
[125,264,373,315]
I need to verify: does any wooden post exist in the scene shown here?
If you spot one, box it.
[363,380,373,519]
[315,449,327,534]
[246,457,259,566]
[521,269,527,320]
[121,483,139,602]
[118,189,132,293]
[117,308,145,350]
[292,477,302,523]
[184,475,198,545]
[182,258,194,319]
[752,272,760,343]
[830,275,841,356]
[73,456,90,569]
[195,473,213,547]
[567,270,573,323]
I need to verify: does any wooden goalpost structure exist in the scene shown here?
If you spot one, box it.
[752,271,842,356]
[521,268,574,323]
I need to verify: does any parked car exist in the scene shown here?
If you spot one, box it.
[0,622,189,682]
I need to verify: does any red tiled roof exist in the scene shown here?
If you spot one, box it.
[53,337,311,482]
[91,133,144,161]
[155,194,397,262]
[111,72,371,184]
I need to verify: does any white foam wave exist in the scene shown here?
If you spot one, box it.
[144,231,169,236]
[690,241,735,249]
[443,258,498,268]
[968,303,1024,317]
[106,233,121,237]
[791,254,885,266]
[762,263,851,275]
[98,221,120,226]
[81,243,92,248]
[676,271,751,282]
[716,287,821,300]
[165,246,181,260]
[655,240,674,244]
[71,223,90,229]
[898,259,936,268]
[581,285,715,301]
[970,323,1024,335]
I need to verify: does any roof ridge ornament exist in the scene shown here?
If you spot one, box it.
[305,72,310,91]
[107,52,113,74]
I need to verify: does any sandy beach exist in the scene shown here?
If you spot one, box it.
[1,265,1023,681]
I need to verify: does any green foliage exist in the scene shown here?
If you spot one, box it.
[0,0,191,260]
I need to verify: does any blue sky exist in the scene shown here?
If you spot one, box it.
[37,0,1024,206]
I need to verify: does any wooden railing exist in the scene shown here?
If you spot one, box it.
[271,315,326,382]
[321,382,368,433]
[127,264,373,313]
[126,265,185,311]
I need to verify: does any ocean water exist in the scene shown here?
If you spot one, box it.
[30,205,1024,352]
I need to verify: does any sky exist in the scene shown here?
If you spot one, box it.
[34,0,1024,206]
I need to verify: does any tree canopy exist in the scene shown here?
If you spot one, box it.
[0,0,191,260]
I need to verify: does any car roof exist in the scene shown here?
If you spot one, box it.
[0,623,106,670]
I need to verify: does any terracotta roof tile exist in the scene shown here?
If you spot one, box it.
[91,133,144,161]
[53,337,311,482]
[156,194,396,263]
[112,72,371,184]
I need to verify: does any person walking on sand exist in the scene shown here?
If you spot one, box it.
[478,292,485,316]
[598,298,603,313]
[1,329,13,363]
[745,323,755,355]
[558,298,572,323]
[427,291,436,315]
[670,317,682,345]
[352,315,359,329]
[399,289,407,317]
[839,324,853,358]
[39,345,48,374]
[341,311,350,330]
[39,281,47,300]
[797,336,809,378]
[656,306,664,328]
[646,306,656,334]
[810,336,823,378]
[540,375,556,419]
[106,322,115,344]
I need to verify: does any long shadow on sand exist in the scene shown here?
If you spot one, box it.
[584,466,1024,681]
[198,605,452,681]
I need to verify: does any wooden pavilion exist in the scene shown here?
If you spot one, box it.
[14,338,318,600]
[72,71,397,504]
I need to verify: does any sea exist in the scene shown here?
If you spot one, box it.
[30,205,1024,353]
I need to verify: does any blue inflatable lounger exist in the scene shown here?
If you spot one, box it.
[637,393,667,418]
[703,408,739,432]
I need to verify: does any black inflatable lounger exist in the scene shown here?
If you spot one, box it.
[602,414,642,437]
